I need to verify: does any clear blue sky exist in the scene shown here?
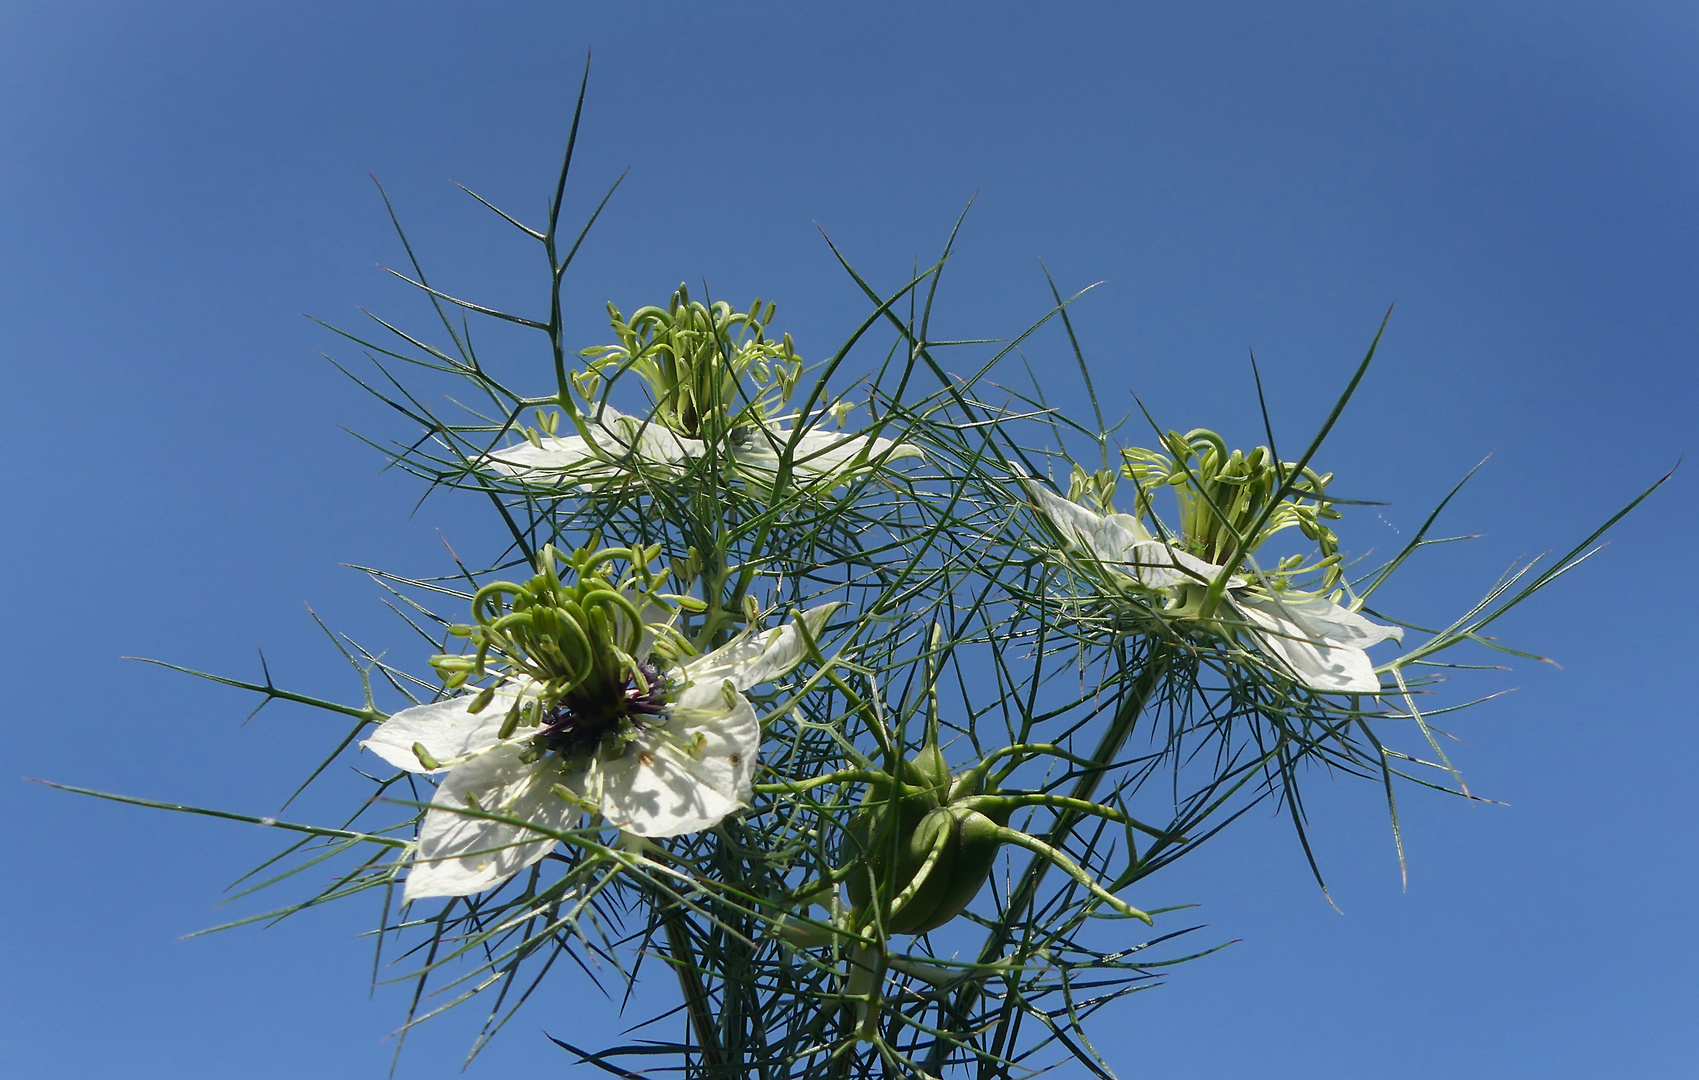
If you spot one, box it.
[4,2,1694,1077]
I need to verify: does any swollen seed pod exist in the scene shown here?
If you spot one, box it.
[844,756,940,914]
[907,740,951,802]
[892,803,1013,935]
[846,742,1013,936]
[884,806,958,933]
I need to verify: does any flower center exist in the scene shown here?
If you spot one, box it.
[1121,428,1342,586]
[573,286,801,441]
[537,658,671,759]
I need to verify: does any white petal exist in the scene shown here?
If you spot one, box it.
[859,432,925,464]
[361,680,538,774]
[1232,595,1391,694]
[627,418,698,464]
[1265,593,1404,649]
[574,403,641,441]
[1103,510,1151,543]
[1119,540,1235,590]
[736,426,921,481]
[403,744,579,902]
[481,405,696,482]
[1019,480,1147,563]
[591,686,760,837]
[1019,480,1247,591]
[591,403,699,464]
[687,603,842,691]
[482,435,599,478]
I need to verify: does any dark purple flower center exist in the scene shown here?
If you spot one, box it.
[538,659,669,757]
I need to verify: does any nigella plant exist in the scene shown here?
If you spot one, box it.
[50,69,1665,1079]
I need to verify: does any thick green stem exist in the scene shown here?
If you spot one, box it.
[660,907,729,1077]
[932,647,1171,1073]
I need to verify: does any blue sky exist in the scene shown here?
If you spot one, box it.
[3,2,1695,1076]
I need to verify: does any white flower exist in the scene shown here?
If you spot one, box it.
[726,417,923,486]
[481,404,695,485]
[1020,479,1401,694]
[483,404,919,490]
[362,604,839,902]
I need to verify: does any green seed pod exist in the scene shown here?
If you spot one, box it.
[904,803,1012,933]
[844,746,945,913]
[907,740,952,801]
[845,760,1017,936]
[882,806,958,934]
[881,798,1017,935]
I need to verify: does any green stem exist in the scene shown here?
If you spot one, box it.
[826,669,895,760]
[931,647,1171,1072]
[753,767,888,795]
[962,793,1176,842]
[973,742,1103,791]
[659,907,729,1077]
[988,826,1150,924]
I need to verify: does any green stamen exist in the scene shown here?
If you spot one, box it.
[574,285,803,441]
[428,543,698,765]
[1122,427,1342,589]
